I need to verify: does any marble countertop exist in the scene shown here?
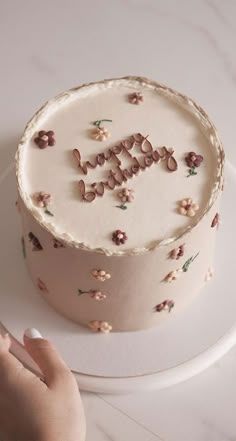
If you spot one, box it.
[1,0,236,439]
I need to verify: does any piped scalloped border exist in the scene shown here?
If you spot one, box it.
[15,76,224,257]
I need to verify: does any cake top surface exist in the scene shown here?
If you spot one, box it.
[16,77,224,256]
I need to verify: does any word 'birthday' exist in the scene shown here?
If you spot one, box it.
[72,133,178,202]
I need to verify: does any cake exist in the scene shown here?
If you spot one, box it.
[16,76,224,333]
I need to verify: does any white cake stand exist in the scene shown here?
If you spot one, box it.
[0,162,235,394]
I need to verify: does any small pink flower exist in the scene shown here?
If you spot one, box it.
[34,130,55,149]
[33,192,51,208]
[118,188,134,203]
[165,269,182,283]
[53,239,64,248]
[28,232,43,251]
[211,213,220,228]
[100,322,112,333]
[92,126,110,141]
[155,299,174,312]
[90,291,107,301]
[185,152,203,168]
[89,320,112,333]
[178,198,199,217]
[112,229,128,245]
[205,267,214,282]
[37,278,48,292]
[170,244,185,260]
[15,200,21,212]
[78,288,107,300]
[128,92,143,104]
[91,269,111,282]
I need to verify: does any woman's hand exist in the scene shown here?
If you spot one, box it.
[0,329,86,441]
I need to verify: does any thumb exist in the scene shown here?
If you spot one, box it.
[24,328,71,388]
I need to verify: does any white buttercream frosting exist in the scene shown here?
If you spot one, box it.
[16,77,224,256]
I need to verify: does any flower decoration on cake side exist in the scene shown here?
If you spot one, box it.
[205,267,214,282]
[37,278,48,293]
[221,178,225,192]
[164,269,183,283]
[164,252,199,282]
[28,232,43,251]
[116,188,134,210]
[185,152,203,177]
[169,244,185,260]
[34,130,55,149]
[78,289,107,301]
[89,320,112,333]
[32,192,54,216]
[91,119,112,141]
[53,239,65,248]
[91,269,111,282]
[21,236,26,258]
[178,198,199,217]
[15,200,20,213]
[112,229,128,245]
[211,213,220,228]
[155,300,175,313]
[128,92,143,104]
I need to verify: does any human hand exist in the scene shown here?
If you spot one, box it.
[0,329,86,441]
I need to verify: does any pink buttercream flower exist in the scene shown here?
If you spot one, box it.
[128,92,143,104]
[78,288,107,301]
[211,213,220,228]
[178,198,199,217]
[53,239,65,248]
[90,291,107,301]
[185,152,203,168]
[118,188,134,203]
[170,244,185,260]
[89,320,112,333]
[15,200,20,212]
[34,130,55,149]
[91,269,111,282]
[155,299,175,312]
[205,267,214,282]
[37,278,48,292]
[112,229,128,245]
[91,126,110,141]
[33,191,51,208]
[28,232,43,251]
[165,269,182,283]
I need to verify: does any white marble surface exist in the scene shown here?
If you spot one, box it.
[1,0,236,439]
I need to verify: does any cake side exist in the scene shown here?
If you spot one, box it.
[18,192,221,331]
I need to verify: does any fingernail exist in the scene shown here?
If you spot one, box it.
[24,328,43,339]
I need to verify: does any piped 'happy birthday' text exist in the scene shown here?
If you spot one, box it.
[73,133,178,202]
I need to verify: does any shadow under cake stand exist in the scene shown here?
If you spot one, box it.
[0,162,235,394]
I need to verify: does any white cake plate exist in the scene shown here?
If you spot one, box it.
[0,162,235,394]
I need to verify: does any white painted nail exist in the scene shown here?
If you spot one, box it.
[24,328,43,339]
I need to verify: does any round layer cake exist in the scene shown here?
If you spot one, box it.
[16,76,224,332]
